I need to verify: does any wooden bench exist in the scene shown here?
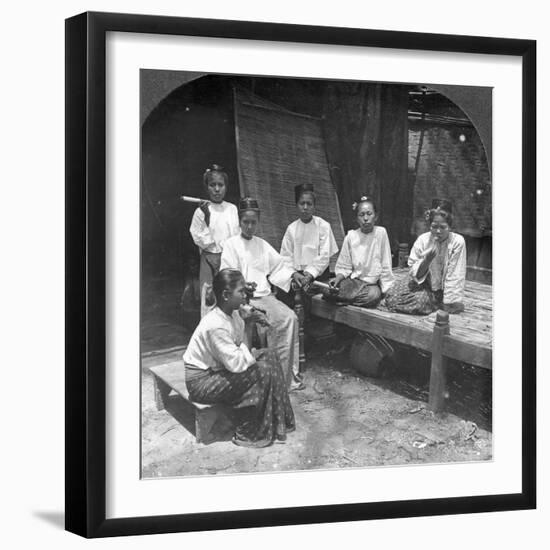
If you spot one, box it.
[150,361,233,444]
[310,269,492,412]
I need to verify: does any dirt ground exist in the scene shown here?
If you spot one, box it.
[141,336,492,478]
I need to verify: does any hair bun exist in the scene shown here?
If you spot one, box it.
[352,194,378,214]
[204,163,224,174]
[353,195,373,209]
[294,183,315,204]
[203,164,228,185]
[294,183,315,203]
[430,198,453,213]
[239,197,260,212]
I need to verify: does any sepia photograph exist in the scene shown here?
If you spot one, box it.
[140,69,493,478]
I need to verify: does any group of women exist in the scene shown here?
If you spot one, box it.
[184,164,467,448]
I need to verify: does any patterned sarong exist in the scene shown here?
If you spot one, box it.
[186,349,295,447]
[384,275,440,315]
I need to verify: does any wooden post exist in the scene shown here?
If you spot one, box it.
[398,243,409,268]
[429,310,450,412]
[195,407,219,445]
[152,375,171,411]
[294,286,306,373]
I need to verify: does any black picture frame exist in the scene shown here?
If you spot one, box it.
[65,11,536,538]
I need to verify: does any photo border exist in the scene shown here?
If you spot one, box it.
[65,11,536,538]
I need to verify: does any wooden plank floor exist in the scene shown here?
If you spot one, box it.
[311,269,492,369]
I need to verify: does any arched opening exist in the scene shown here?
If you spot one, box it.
[141,73,492,351]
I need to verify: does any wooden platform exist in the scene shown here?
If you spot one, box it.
[311,269,492,370]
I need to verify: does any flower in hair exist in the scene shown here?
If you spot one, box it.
[352,202,358,211]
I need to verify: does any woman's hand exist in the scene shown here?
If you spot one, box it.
[244,281,257,300]
[415,244,438,281]
[250,308,270,327]
[328,276,343,294]
[199,200,211,226]
[240,304,270,326]
[292,272,307,289]
[251,347,268,360]
[302,272,314,292]
[425,243,438,261]
[239,303,253,319]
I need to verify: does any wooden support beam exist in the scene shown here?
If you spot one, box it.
[429,310,450,412]
[195,407,220,445]
[294,287,306,373]
[152,375,171,411]
[398,243,409,268]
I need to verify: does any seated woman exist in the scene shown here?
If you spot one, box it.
[280,183,339,295]
[220,197,304,391]
[385,198,467,315]
[325,195,394,307]
[189,164,240,317]
[184,268,295,448]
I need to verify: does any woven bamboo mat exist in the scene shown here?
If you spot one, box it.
[234,88,345,263]
[409,125,492,238]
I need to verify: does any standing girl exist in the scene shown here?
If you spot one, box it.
[327,195,394,307]
[189,164,239,316]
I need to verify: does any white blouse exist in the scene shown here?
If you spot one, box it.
[280,216,339,278]
[189,201,240,254]
[409,231,467,304]
[183,307,255,373]
[335,226,395,294]
[220,234,295,297]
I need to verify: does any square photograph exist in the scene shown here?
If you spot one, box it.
[140,70,492,478]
